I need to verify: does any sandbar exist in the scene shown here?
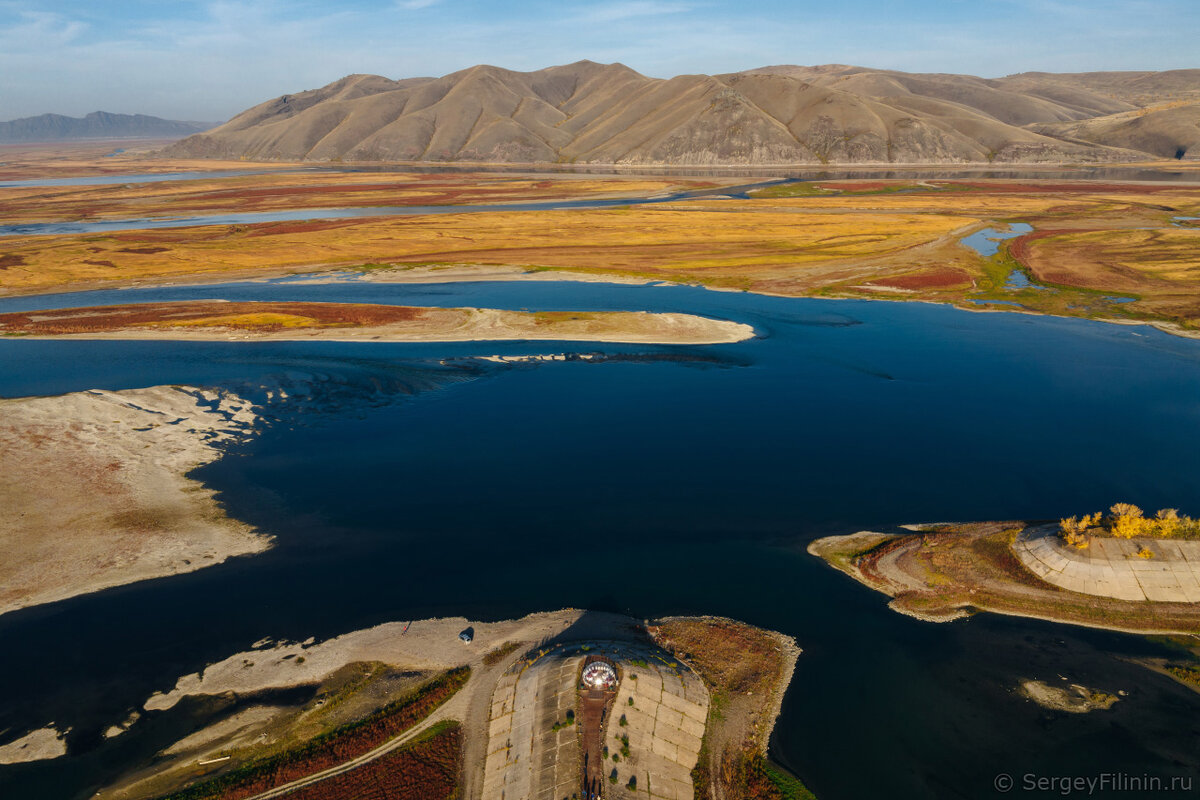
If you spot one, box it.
[0,385,270,617]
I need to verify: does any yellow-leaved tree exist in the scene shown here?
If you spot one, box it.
[1155,508,1181,538]
[1109,503,1149,538]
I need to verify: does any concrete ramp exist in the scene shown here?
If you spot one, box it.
[1015,525,1200,603]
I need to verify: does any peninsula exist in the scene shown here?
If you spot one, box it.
[809,504,1200,635]
[6,610,808,800]
[0,385,267,617]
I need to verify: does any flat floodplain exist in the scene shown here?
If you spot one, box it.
[1,156,1198,336]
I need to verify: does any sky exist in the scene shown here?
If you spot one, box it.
[1,0,1197,122]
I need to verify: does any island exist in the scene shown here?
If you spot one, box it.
[808,504,1200,635]
[0,300,754,345]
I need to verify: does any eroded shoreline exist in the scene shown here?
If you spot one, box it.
[809,524,1200,635]
[0,385,271,617]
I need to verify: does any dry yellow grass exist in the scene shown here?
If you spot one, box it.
[0,207,974,295]
[156,312,327,329]
[6,168,1200,331]
[0,172,691,222]
[1024,228,1200,294]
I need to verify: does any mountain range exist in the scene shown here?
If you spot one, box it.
[164,61,1200,164]
[0,112,213,143]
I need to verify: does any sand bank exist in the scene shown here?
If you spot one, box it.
[0,385,271,617]
[144,610,585,711]
[0,725,69,765]
[0,301,754,345]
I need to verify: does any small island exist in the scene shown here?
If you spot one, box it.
[0,300,754,345]
[809,503,1200,635]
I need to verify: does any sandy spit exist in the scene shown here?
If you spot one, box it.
[144,610,585,712]
[0,725,69,764]
[1019,680,1119,713]
[0,385,271,617]
[11,306,754,346]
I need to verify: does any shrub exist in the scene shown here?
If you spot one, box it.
[1110,503,1147,538]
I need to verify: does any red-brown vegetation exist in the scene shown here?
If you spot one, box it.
[0,301,428,334]
[650,618,799,799]
[282,722,461,800]
[244,219,364,237]
[163,668,468,800]
[949,182,1178,194]
[868,267,972,289]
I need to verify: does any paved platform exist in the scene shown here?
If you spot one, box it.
[1015,525,1200,603]
[481,642,709,800]
[606,654,708,800]
[483,655,582,800]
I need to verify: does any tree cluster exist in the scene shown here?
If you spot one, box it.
[1059,503,1200,547]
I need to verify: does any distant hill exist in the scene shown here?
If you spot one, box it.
[0,111,215,143]
[1030,101,1200,160]
[162,62,1200,164]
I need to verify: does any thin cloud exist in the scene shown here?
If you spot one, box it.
[576,1,693,23]
[0,8,88,51]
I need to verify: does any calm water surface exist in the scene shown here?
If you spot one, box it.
[1,280,1199,799]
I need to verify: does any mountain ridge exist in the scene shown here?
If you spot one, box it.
[0,111,215,143]
[163,62,1200,164]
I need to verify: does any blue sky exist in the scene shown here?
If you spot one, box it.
[2,0,1197,121]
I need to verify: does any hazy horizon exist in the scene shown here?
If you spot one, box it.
[2,0,1198,122]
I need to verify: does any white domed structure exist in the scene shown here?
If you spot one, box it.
[581,661,617,689]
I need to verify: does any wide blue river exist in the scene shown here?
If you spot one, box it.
[1,278,1199,799]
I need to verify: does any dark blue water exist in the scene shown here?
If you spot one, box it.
[2,281,1200,799]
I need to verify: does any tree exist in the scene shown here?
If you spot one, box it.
[1156,508,1181,538]
[1109,503,1147,538]
[1060,515,1092,548]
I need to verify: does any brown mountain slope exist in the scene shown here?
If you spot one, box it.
[739,65,1135,123]
[164,61,1195,165]
[999,70,1200,107]
[1032,102,1200,160]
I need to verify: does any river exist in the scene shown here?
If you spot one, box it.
[1,278,1199,799]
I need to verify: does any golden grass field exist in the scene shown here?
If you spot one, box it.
[2,144,1199,330]
[0,171,692,222]
[0,206,976,295]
